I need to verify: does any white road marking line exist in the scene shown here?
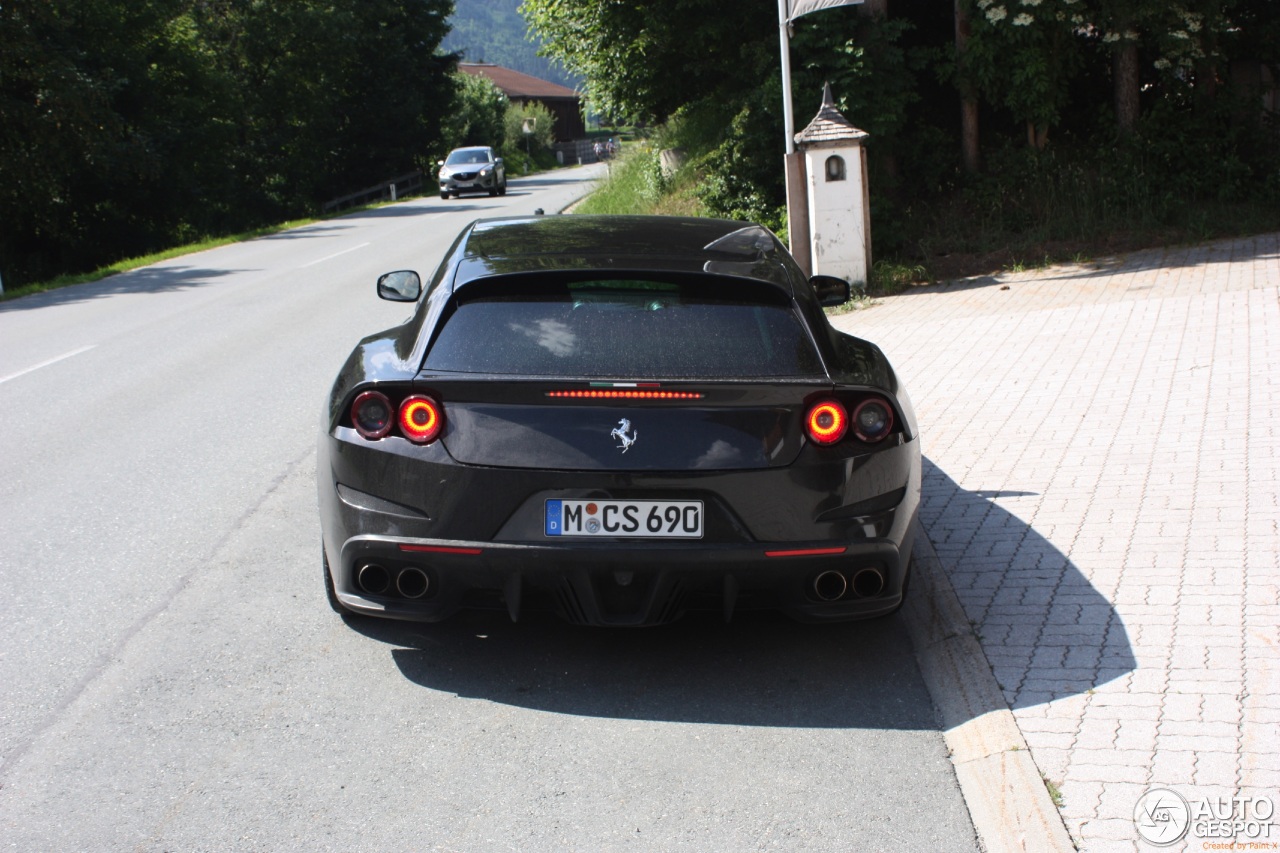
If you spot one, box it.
[300,242,371,268]
[0,345,97,385]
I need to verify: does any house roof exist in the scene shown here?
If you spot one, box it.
[795,82,868,147]
[459,63,580,100]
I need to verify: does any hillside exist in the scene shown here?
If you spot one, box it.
[442,0,579,89]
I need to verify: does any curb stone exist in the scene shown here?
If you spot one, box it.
[905,531,1079,853]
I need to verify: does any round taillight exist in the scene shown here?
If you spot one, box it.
[398,395,444,444]
[806,400,848,446]
[852,398,894,442]
[351,391,393,439]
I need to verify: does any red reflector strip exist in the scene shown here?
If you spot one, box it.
[398,545,483,555]
[764,547,848,558]
[546,390,704,400]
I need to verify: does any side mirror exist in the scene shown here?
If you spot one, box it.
[377,270,422,302]
[494,157,503,165]
[436,159,444,167]
[810,274,851,307]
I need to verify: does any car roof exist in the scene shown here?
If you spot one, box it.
[451,215,798,291]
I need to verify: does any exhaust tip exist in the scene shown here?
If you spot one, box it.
[396,567,430,599]
[813,570,848,602]
[357,563,391,595]
[851,567,885,598]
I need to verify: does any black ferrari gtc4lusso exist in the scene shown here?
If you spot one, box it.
[319,215,921,627]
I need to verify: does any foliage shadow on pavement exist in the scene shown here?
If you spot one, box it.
[349,609,944,730]
[339,202,491,220]
[920,458,1136,711]
[0,265,236,312]
[895,234,1278,299]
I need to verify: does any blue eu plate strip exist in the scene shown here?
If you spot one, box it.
[545,500,562,537]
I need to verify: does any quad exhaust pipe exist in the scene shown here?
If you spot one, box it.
[851,567,885,598]
[356,563,430,599]
[357,563,391,595]
[396,567,430,599]
[811,567,886,601]
[813,570,848,601]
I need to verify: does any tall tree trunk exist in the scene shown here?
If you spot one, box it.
[1114,42,1140,135]
[954,0,980,172]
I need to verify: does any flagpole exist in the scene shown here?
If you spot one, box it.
[779,0,795,154]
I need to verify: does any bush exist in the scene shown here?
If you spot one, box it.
[503,100,556,159]
[694,106,786,234]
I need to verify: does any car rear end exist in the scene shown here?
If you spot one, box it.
[320,267,920,626]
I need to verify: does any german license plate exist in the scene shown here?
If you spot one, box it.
[545,499,703,538]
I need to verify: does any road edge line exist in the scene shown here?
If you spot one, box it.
[904,531,1078,853]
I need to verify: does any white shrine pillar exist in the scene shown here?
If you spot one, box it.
[795,83,871,289]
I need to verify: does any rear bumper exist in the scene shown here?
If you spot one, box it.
[319,428,921,626]
[331,529,916,626]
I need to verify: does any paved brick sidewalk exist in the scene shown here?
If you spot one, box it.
[831,233,1280,852]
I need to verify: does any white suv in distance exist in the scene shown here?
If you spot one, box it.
[438,146,507,199]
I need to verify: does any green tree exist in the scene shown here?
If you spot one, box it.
[960,0,1088,148]
[0,0,456,287]
[521,0,777,121]
[444,72,509,151]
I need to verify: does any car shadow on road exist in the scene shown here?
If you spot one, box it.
[918,458,1136,711]
[349,608,944,729]
[345,458,1133,728]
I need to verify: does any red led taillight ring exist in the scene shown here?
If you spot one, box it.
[398,395,444,444]
[852,398,895,443]
[806,400,848,446]
[351,390,394,440]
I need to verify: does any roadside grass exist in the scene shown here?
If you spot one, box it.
[571,145,664,216]
[1043,776,1065,809]
[571,141,711,220]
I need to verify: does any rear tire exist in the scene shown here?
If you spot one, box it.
[440,191,452,200]
[323,546,352,616]
[498,184,507,196]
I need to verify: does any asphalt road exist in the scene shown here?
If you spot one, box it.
[0,165,978,851]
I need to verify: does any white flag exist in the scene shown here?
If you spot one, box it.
[787,0,864,22]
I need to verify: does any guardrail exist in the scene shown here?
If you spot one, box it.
[322,170,423,213]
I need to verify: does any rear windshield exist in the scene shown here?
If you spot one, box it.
[424,277,823,378]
